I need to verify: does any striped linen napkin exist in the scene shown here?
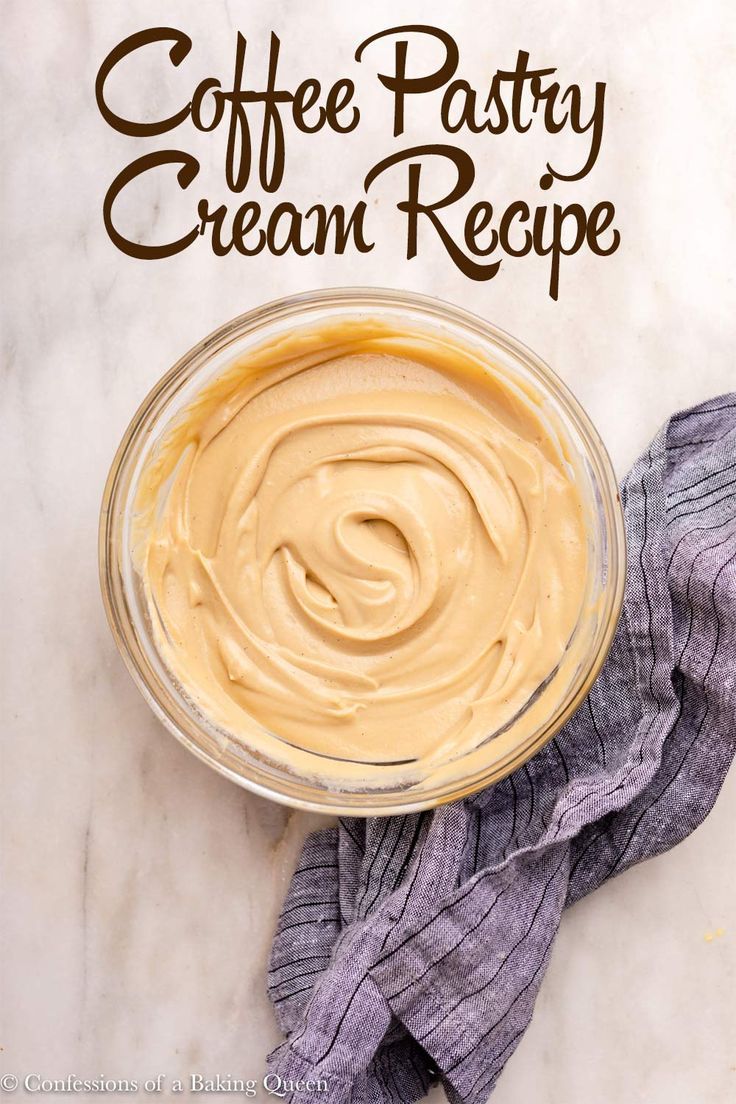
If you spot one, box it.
[266,395,736,1104]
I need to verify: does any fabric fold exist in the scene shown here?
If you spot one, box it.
[267,396,736,1103]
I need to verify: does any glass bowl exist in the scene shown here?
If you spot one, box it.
[99,288,625,815]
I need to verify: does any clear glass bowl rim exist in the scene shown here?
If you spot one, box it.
[99,286,626,816]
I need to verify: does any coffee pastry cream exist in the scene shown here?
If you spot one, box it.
[133,319,588,781]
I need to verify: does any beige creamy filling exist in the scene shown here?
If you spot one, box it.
[134,320,588,780]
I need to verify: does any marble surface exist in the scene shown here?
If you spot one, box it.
[1,1,734,1101]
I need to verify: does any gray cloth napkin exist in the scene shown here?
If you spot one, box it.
[266,396,736,1104]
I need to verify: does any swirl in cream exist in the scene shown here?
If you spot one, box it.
[135,321,588,777]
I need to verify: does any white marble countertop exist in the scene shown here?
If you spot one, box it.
[2,2,734,1102]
